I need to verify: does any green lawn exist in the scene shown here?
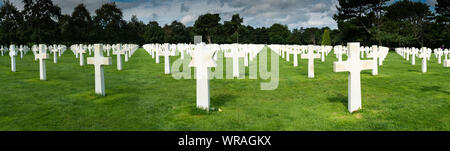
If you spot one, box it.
[0,47,448,131]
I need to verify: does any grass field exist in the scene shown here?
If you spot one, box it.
[0,47,448,131]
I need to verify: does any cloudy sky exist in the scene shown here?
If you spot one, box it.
[4,0,437,29]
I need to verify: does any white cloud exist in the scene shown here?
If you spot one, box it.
[180,14,197,25]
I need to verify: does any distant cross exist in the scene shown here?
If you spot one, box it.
[189,42,217,111]
[51,46,59,63]
[231,46,241,78]
[36,44,50,80]
[367,45,378,75]
[113,44,125,71]
[9,45,17,72]
[162,48,171,74]
[286,48,290,62]
[19,45,24,59]
[87,44,112,96]
[155,46,160,64]
[333,42,373,113]
[301,45,321,78]
[0,46,5,56]
[293,48,299,67]
[78,46,87,66]
[320,48,326,62]
[411,49,417,65]
[124,44,130,62]
[418,51,427,73]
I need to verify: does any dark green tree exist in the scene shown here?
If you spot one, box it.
[385,0,433,47]
[143,21,165,43]
[124,15,146,45]
[163,21,190,43]
[302,27,322,45]
[58,14,71,45]
[193,13,220,43]
[268,24,290,44]
[69,4,92,44]
[224,14,243,43]
[334,0,389,45]
[21,0,62,44]
[93,2,126,43]
[321,29,331,45]
[0,0,23,45]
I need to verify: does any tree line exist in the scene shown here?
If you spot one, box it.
[0,0,448,48]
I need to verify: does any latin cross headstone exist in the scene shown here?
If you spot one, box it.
[0,46,5,56]
[320,48,326,62]
[231,46,241,78]
[293,48,299,67]
[162,48,171,74]
[189,42,216,111]
[411,48,417,65]
[113,44,125,71]
[19,45,24,59]
[333,42,373,113]
[51,46,59,63]
[301,45,320,78]
[36,44,50,80]
[87,44,112,96]
[78,46,87,66]
[419,51,427,73]
[9,45,17,72]
[367,45,378,75]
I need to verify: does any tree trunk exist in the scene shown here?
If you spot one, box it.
[207,35,212,44]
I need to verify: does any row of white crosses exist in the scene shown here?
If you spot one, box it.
[333,45,347,62]
[143,43,264,110]
[49,44,67,63]
[5,45,31,72]
[143,43,264,78]
[396,46,448,70]
[268,44,324,78]
[433,48,450,67]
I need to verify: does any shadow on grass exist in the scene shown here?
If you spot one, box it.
[189,94,237,115]
[327,94,348,109]
[408,69,421,73]
[420,86,450,95]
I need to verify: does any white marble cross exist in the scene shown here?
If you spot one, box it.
[162,47,171,74]
[87,44,112,96]
[113,45,125,71]
[419,52,427,73]
[9,45,17,72]
[320,48,326,62]
[411,48,417,65]
[124,45,130,62]
[51,46,59,63]
[293,48,299,67]
[333,42,373,113]
[189,42,217,111]
[285,48,290,62]
[78,46,87,66]
[18,45,24,59]
[155,46,160,64]
[0,46,5,56]
[301,45,321,78]
[36,44,50,80]
[444,49,450,67]
[231,47,241,78]
[367,45,378,75]
[444,59,450,67]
